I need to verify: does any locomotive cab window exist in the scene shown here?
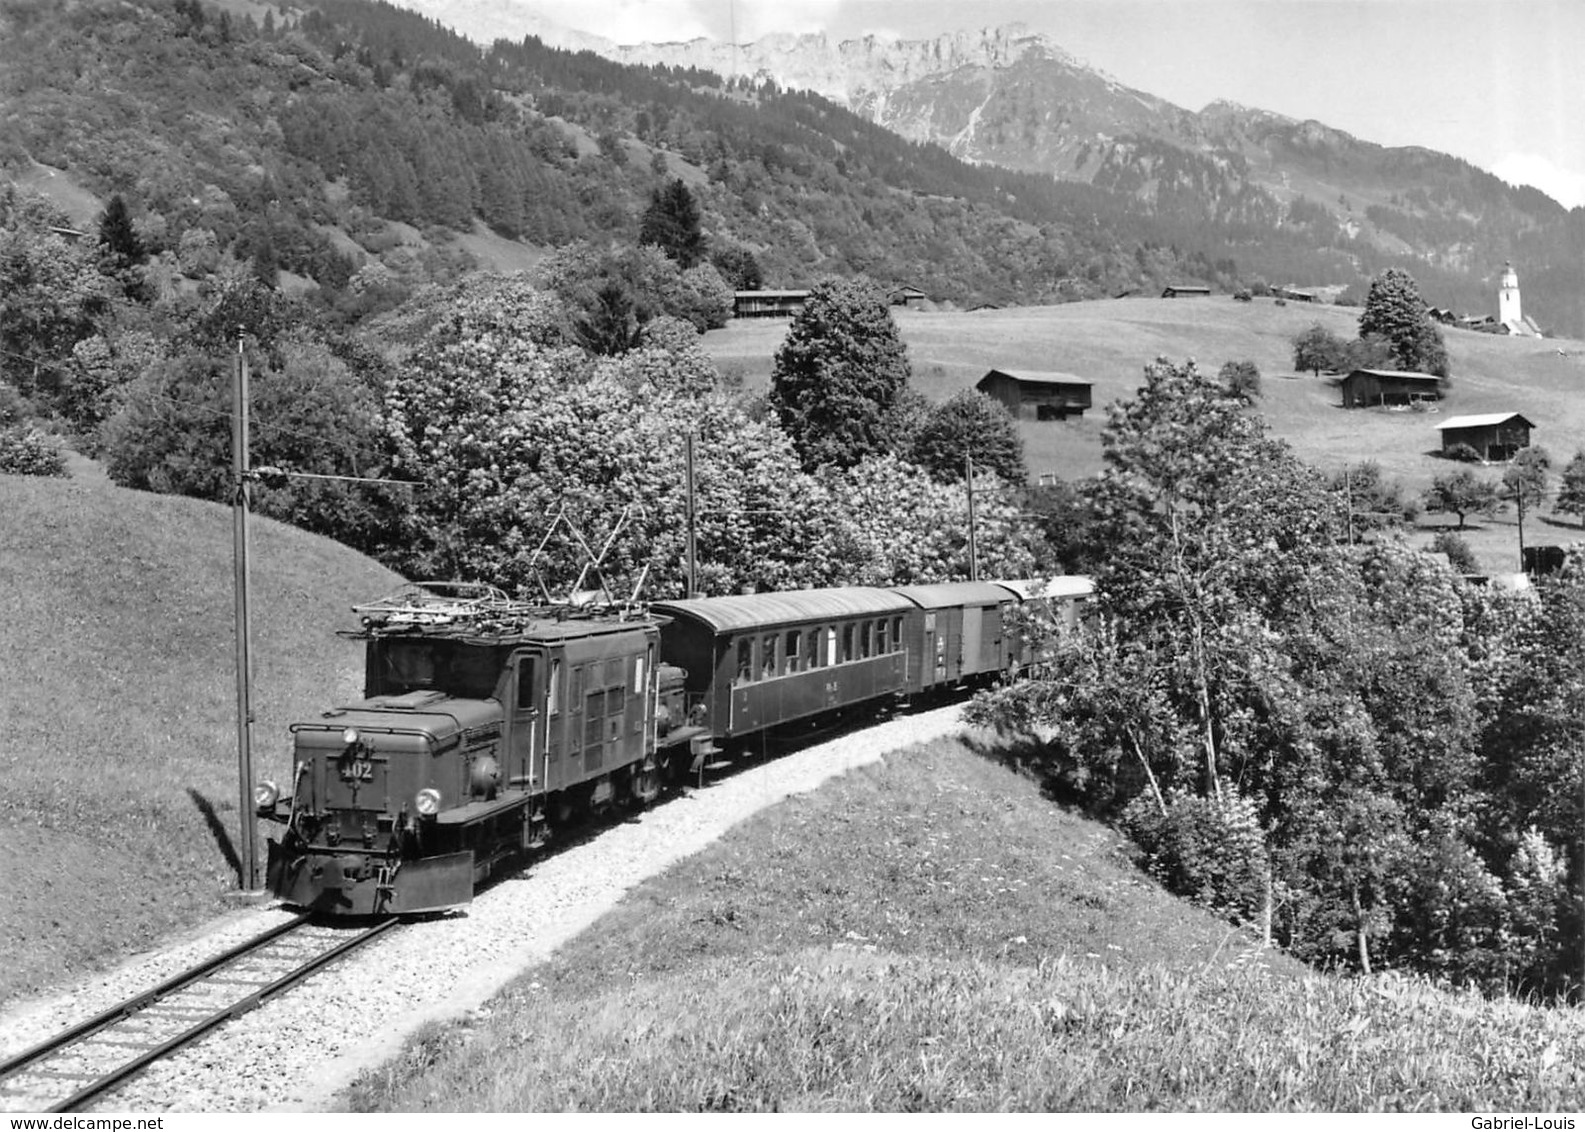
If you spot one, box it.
[548,658,563,714]
[371,640,500,699]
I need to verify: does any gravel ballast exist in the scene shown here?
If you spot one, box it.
[0,705,964,1112]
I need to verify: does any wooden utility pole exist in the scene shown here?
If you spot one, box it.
[685,433,698,597]
[965,453,979,581]
[232,333,259,892]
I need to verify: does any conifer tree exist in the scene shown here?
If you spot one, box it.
[1358,268,1448,377]
[639,178,705,269]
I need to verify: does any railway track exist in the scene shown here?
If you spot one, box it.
[0,914,399,1113]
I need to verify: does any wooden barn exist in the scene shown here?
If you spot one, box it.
[1435,412,1535,461]
[1339,369,1444,408]
[1161,284,1211,298]
[889,284,928,309]
[733,290,810,319]
[975,369,1093,421]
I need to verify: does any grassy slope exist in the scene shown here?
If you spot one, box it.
[347,734,1585,1112]
[0,463,402,1004]
[705,297,1585,573]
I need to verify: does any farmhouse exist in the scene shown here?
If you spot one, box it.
[1161,284,1211,298]
[889,284,928,309]
[733,290,809,319]
[1339,368,1443,408]
[1435,412,1535,462]
[975,369,1093,421]
[1272,286,1315,302]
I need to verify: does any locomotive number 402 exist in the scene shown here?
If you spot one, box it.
[339,757,375,782]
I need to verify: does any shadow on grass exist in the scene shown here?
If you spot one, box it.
[187,787,242,884]
[957,729,1129,819]
[1538,515,1584,531]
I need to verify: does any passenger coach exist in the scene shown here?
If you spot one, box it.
[649,587,915,739]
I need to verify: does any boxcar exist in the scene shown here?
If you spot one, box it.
[889,581,1022,694]
[649,587,916,740]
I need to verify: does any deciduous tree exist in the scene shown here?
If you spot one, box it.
[1424,468,1499,529]
[1292,322,1346,376]
[769,277,911,471]
[1555,450,1585,524]
[909,389,1027,484]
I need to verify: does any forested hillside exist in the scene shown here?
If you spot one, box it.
[7,0,1577,325]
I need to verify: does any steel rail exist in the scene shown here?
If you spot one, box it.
[0,913,314,1080]
[0,914,399,1113]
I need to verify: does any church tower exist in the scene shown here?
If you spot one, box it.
[1499,260,1522,328]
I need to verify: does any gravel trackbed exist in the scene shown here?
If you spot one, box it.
[0,705,964,1112]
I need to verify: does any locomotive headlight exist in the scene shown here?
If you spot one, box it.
[414,788,442,817]
[254,780,280,811]
[342,727,360,746]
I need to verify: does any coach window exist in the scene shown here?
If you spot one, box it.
[841,624,854,662]
[785,630,801,672]
[892,617,904,650]
[861,620,873,659]
[877,619,889,654]
[762,633,778,678]
[736,638,752,685]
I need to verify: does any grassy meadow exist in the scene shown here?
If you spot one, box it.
[0,459,401,1004]
[705,296,1585,575]
[347,733,1585,1112]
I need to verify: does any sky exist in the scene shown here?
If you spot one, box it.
[523,0,1585,209]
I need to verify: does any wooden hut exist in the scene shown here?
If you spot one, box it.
[1161,284,1211,298]
[1435,412,1535,461]
[975,369,1093,421]
[1339,369,1443,408]
[733,290,809,319]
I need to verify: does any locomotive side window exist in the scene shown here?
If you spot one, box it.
[785,630,801,672]
[761,634,778,679]
[633,654,646,694]
[736,638,752,685]
[548,659,563,714]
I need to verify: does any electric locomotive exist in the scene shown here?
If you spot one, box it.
[254,583,711,915]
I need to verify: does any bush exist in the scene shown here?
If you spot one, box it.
[1430,531,1479,574]
[0,382,31,427]
[1122,787,1269,924]
[1445,442,1483,463]
[1233,288,1252,302]
[1217,360,1261,402]
[0,425,69,477]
